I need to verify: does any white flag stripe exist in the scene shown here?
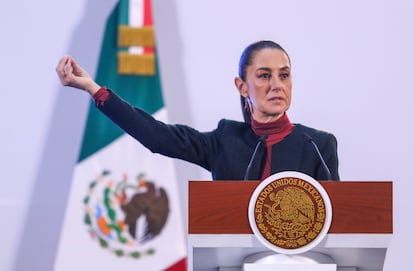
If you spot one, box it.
[129,0,145,55]
[129,0,144,27]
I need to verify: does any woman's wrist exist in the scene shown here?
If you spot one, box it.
[85,81,101,96]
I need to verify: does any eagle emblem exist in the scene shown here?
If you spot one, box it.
[83,170,170,258]
[264,186,316,240]
[267,187,315,222]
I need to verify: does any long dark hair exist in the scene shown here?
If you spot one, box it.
[238,40,290,123]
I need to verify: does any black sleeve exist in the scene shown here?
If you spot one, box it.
[96,90,219,170]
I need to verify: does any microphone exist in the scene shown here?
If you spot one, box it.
[244,134,268,180]
[303,133,332,180]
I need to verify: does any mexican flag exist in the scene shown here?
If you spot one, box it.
[54,0,187,270]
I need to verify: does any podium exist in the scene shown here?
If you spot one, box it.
[188,180,392,271]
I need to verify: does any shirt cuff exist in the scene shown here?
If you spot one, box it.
[92,86,109,107]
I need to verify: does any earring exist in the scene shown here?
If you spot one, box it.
[244,98,250,113]
[244,97,253,114]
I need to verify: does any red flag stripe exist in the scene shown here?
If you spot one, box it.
[143,0,154,54]
[163,257,187,271]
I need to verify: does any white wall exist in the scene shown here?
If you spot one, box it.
[1,0,413,270]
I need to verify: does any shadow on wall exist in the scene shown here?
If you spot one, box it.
[12,1,117,270]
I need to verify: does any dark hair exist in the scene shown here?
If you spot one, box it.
[238,40,290,123]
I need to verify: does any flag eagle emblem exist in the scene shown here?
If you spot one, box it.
[83,169,170,258]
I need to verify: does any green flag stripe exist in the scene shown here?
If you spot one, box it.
[119,0,129,25]
[78,1,164,162]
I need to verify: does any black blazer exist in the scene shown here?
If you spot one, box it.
[98,90,340,181]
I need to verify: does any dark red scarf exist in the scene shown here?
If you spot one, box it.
[251,113,294,179]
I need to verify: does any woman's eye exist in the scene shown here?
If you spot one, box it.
[259,73,271,79]
[280,73,289,79]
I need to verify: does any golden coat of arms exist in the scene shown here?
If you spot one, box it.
[248,171,332,254]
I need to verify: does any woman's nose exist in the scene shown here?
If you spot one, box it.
[269,76,282,90]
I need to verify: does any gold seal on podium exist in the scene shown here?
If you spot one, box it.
[248,171,332,254]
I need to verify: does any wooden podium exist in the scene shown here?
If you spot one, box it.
[188,181,392,271]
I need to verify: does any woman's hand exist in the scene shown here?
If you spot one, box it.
[56,56,101,96]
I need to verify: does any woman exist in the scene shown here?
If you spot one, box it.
[56,40,339,181]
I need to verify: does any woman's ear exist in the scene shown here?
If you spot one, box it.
[234,77,249,97]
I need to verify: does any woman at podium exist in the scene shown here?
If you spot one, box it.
[56,40,339,181]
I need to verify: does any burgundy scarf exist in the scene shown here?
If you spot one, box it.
[251,113,294,179]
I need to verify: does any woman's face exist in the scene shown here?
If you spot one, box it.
[236,48,292,123]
